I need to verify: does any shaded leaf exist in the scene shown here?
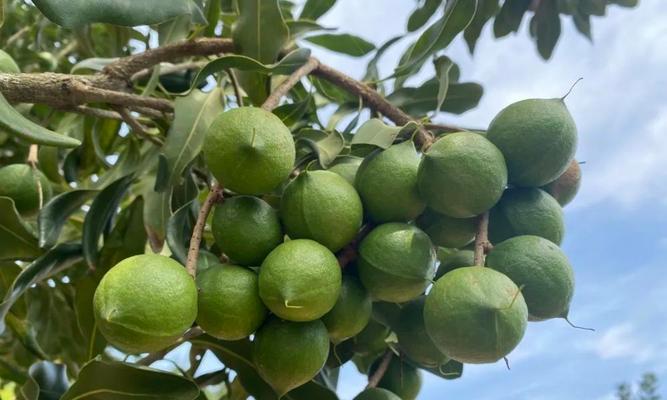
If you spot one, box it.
[299,0,336,20]
[82,175,134,267]
[305,33,375,57]
[395,0,477,76]
[464,0,500,53]
[387,79,483,116]
[285,19,334,37]
[38,190,98,249]
[73,274,106,362]
[433,55,455,115]
[493,0,530,38]
[233,0,289,63]
[407,0,442,32]
[166,200,196,265]
[351,119,417,149]
[19,361,69,400]
[295,129,345,168]
[0,243,82,334]
[32,0,204,28]
[97,197,147,275]
[0,93,80,148]
[273,96,315,128]
[534,0,561,59]
[61,359,200,400]
[365,36,402,82]
[157,88,224,191]
[0,197,40,261]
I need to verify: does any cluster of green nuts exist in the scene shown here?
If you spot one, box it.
[76,97,582,398]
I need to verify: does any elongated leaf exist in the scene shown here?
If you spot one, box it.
[351,119,418,149]
[433,56,454,115]
[19,361,69,400]
[305,33,375,57]
[464,0,500,53]
[295,129,345,168]
[365,36,402,82]
[0,197,40,261]
[157,88,224,191]
[493,0,531,38]
[61,359,200,400]
[32,0,204,28]
[299,0,336,20]
[82,175,134,267]
[143,189,171,252]
[97,197,147,275]
[396,0,477,76]
[0,93,80,148]
[388,79,483,116]
[0,243,82,333]
[285,19,334,37]
[71,57,117,74]
[38,190,98,249]
[534,0,561,59]
[166,200,196,265]
[407,0,443,32]
[74,275,106,362]
[233,0,289,63]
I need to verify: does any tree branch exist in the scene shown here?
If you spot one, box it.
[473,211,491,266]
[337,224,373,268]
[114,107,164,146]
[366,350,393,389]
[261,57,320,111]
[185,185,224,278]
[137,327,204,366]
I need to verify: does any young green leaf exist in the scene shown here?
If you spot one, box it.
[407,0,443,32]
[0,197,40,261]
[295,129,345,168]
[299,0,336,21]
[351,119,418,149]
[305,33,375,57]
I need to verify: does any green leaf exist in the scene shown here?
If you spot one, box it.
[295,129,345,168]
[82,175,134,268]
[0,197,40,261]
[0,93,80,148]
[233,0,289,63]
[288,379,338,400]
[70,57,117,74]
[299,0,336,20]
[407,0,442,32]
[534,0,561,59]
[493,0,530,38]
[421,359,464,380]
[61,359,200,400]
[157,88,224,191]
[580,0,607,16]
[305,33,375,57]
[387,79,483,116]
[273,95,315,127]
[395,0,477,76]
[166,200,196,265]
[188,49,310,95]
[0,243,82,334]
[433,56,455,116]
[38,190,98,249]
[365,36,402,82]
[572,11,592,41]
[285,19,334,37]
[143,189,171,252]
[351,119,417,149]
[19,361,69,400]
[73,274,106,362]
[464,0,500,53]
[32,0,204,28]
[97,197,147,275]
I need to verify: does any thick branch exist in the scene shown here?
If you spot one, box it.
[366,351,393,389]
[473,211,491,266]
[185,185,224,277]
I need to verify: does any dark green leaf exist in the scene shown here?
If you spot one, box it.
[273,96,314,128]
[534,0,561,59]
[395,0,477,76]
[493,0,530,38]
[285,19,334,37]
[74,275,106,362]
[32,0,204,28]
[288,379,339,400]
[0,243,82,334]
[143,189,170,252]
[387,79,483,116]
[572,12,592,41]
[351,119,417,149]
[233,0,289,63]
[464,0,500,53]
[580,0,607,16]
[407,0,442,32]
[299,0,336,20]
[158,14,192,47]
[420,359,464,380]
[188,48,310,94]
[19,361,69,400]
[166,200,196,265]
[82,175,134,267]
[305,33,375,57]
[60,359,200,400]
[433,56,455,115]
[0,93,80,148]
[295,129,345,167]
[97,197,147,275]
[38,190,98,249]
[0,197,40,261]
[364,36,402,82]
[157,88,224,191]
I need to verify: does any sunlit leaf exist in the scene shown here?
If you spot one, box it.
[305,33,375,57]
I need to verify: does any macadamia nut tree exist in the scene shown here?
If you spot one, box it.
[0,0,634,398]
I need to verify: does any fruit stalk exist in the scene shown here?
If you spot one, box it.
[26,144,43,210]
[366,350,393,389]
[185,185,224,277]
[473,211,490,266]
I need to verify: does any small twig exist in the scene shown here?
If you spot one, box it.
[337,224,373,268]
[129,106,168,119]
[67,105,124,121]
[5,26,31,48]
[473,211,490,266]
[226,69,244,107]
[55,40,79,63]
[131,60,208,81]
[261,57,320,111]
[424,123,477,133]
[185,184,224,277]
[137,327,204,366]
[114,107,164,146]
[26,145,44,209]
[366,350,393,389]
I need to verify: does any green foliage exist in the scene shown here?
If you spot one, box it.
[0,0,636,398]
[616,372,661,400]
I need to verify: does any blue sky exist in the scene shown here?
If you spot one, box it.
[304,1,667,399]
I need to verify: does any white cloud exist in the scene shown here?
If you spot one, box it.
[586,323,654,362]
